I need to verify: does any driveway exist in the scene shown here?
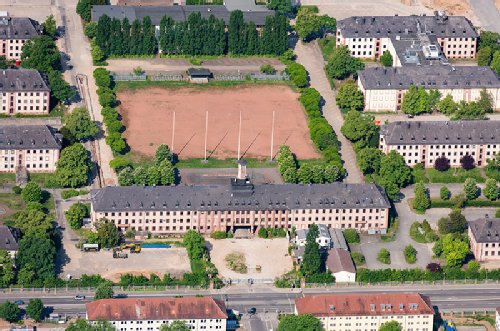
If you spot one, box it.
[293,40,364,183]
[470,0,500,33]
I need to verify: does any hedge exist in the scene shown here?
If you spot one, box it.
[61,189,90,200]
[427,168,485,183]
[286,63,308,88]
[430,199,500,208]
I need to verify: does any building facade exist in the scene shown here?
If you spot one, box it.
[295,293,434,331]
[90,167,391,236]
[496,307,500,331]
[0,225,20,258]
[325,248,356,283]
[0,69,51,115]
[85,297,227,331]
[0,13,41,60]
[358,66,500,112]
[379,121,499,168]
[0,125,62,173]
[336,13,477,61]
[469,217,500,262]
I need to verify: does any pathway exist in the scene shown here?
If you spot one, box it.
[293,40,364,183]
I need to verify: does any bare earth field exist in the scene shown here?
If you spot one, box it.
[208,238,292,281]
[118,85,320,160]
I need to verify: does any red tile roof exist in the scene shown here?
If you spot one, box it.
[325,248,356,274]
[86,297,227,321]
[296,293,434,317]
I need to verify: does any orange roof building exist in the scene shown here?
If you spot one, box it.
[86,297,227,331]
[295,293,434,331]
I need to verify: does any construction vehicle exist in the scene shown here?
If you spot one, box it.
[442,320,456,331]
[120,243,141,253]
[112,248,128,259]
[82,243,99,252]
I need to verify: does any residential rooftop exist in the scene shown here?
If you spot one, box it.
[329,228,348,251]
[0,125,62,150]
[295,293,434,317]
[296,224,331,241]
[380,121,499,146]
[325,248,355,274]
[0,226,20,252]
[0,15,41,40]
[91,182,391,213]
[91,5,274,26]
[0,69,50,93]
[468,217,500,243]
[86,297,227,321]
[337,13,477,39]
[358,66,500,90]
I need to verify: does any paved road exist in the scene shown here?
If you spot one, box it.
[470,0,500,33]
[293,40,364,183]
[2,284,500,317]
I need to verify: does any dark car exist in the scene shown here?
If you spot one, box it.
[14,300,24,305]
[247,307,256,315]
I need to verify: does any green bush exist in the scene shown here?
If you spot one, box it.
[496,209,500,218]
[258,227,268,238]
[210,231,227,240]
[404,245,417,264]
[61,189,89,200]
[427,168,485,183]
[440,186,451,200]
[409,221,438,243]
[377,248,391,264]
[351,252,365,266]
[343,229,360,244]
[12,186,22,194]
[286,62,308,88]
[412,164,428,183]
[430,198,500,208]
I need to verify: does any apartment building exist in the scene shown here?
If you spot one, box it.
[0,225,20,258]
[0,125,62,173]
[85,297,227,331]
[358,66,500,112]
[295,293,434,331]
[336,13,477,62]
[90,163,391,236]
[0,69,51,115]
[0,13,41,60]
[379,121,499,168]
[469,217,500,262]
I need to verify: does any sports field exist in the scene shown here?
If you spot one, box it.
[118,85,320,160]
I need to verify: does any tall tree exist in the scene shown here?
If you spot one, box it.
[48,70,77,103]
[0,301,21,323]
[325,46,364,80]
[0,250,15,287]
[21,35,61,72]
[94,282,114,299]
[277,314,322,331]
[228,10,245,54]
[142,16,157,55]
[341,110,379,149]
[129,19,142,55]
[379,321,402,331]
[300,224,321,277]
[121,18,131,55]
[64,107,98,141]
[336,80,364,112]
[95,218,121,248]
[17,232,56,281]
[26,299,45,322]
[42,15,57,38]
[96,15,112,56]
[21,182,42,204]
[55,143,93,188]
[377,151,412,199]
[412,182,430,213]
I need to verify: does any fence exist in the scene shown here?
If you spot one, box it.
[250,73,290,81]
[149,73,185,81]
[112,74,147,81]
[2,284,210,293]
[212,73,245,81]
[304,278,500,288]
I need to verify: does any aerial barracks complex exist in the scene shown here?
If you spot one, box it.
[336,13,500,112]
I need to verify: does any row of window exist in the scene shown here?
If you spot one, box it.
[1,149,51,154]
[3,163,51,169]
[2,92,44,97]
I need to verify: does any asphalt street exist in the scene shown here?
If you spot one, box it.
[1,284,500,317]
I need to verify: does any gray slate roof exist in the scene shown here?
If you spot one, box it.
[325,248,356,274]
[468,217,500,243]
[296,224,331,241]
[187,68,211,77]
[0,226,20,251]
[358,66,500,90]
[380,121,499,146]
[91,183,390,213]
[337,14,477,39]
[0,69,50,93]
[91,5,274,26]
[329,228,348,251]
[0,16,41,40]
[0,125,62,150]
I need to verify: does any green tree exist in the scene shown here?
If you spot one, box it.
[94,282,114,299]
[159,160,175,185]
[438,209,467,234]
[0,56,8,69]
[478,31,500,52]
[412,182,430,213]
[0,250,15,287]
[14,208,52,236]
[357,148,383,175]
[484,178,499,200]
[477,46,492,66]
[106,132,127,154]
[155,144,173,164]
[67,319,115,331]
[17,232,56,280]
[377,151,412,199]
[42,15,57,38]
[343,229,360,244]
[404,245,417,264]
[379,320,402,331]
[109,157,131,172]
[477,89,494,114]
[277,314,323,331]
[401,85,430,115]
[64,107,99,141]
[380,50,393,67]
[118,167,134,186]
[301,224,321,277]
[91,40,105,65]
[428,89,442,111]
[441,233,469,267]
[437,94,458,115]
[464,178,479,200]
[55,143,92,188]
[26,299,45,322]
[160,321,190,331]
[93,68,112,88]
[440,186,451,200]
[295,7,322,40]
[325,46,364,80]
[228,10,245,54]
[335,80,364,111]
[65,202,89,230]
[286,62,308,88]
[491,50,500,75]
[0,301,21,323]
[341,110,379,149]
[377,248,391,264]
[77,0,107,22]
[267,0,292,14]
[21,35,61,72]
[84,22,98,39]
[21,182,42,203]
[95,218,121,248]
[48,69,77,103]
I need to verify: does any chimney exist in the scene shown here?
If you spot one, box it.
[237,159,247,180]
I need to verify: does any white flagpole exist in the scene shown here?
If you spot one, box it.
[171,111,176,152]
[204,111,208,161]
[270,111,275,161]
[237,111,242,160]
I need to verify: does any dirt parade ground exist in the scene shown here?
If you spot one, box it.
[118,85,320,160]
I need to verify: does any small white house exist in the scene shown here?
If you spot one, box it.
[496,307,500,331]
[326,248,356,283]
[296,224,332,248]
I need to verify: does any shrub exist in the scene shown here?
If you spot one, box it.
[440,186,451,200]
[21,182,42,203]
[410,221,438,243]
[380,50,393,67]
[286,62,308,88]
[496,209,500,218]
[426,263,442,273]
[460,155,475,170]
[109,157,132,172]
[484,178,499,201]
[464,177,479,200]
[412,182,430,213]
[258,227,268,238]
[377,249,391,264]
[434,156,450,171]
[343,229,360,244]
[351,252,365,266]
[451,192,467,208]
[210,231,227,240]
[260,64,276,75]
[404,245,417,264]
[61,189,89,200]
[12,186,22,194]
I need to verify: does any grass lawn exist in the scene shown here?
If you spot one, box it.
[318,36,336,61]
[28,172,61,188]
[0,192,24,224]
[0,173,15,186]
[427,168,485,183]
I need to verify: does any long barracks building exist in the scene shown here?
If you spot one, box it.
[90,164,391,235]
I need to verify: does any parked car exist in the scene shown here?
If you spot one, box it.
[74,295,85,300]
[247,307,256,315]
[14,300,24,305]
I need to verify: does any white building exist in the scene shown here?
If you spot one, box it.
[0,13,41,60]
[495,307,500,331]
[325,248,356,283]
[295,293,434,331]
[295,224,332,248]
[85,297,227,331]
